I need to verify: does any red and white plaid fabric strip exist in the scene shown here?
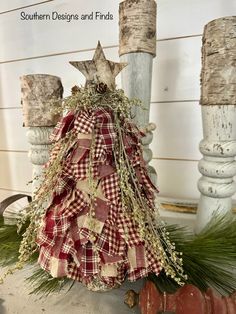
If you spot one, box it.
[68,155,89,180]
[46,143,61,167]
[134,166,158,200]
[122,121,143,155]
[67,262,123,289]
[101,172,120,204]
[74,110,95,134]
[49,236,65,257]
[146,246,162,275]
[77,228,90,244]
[80,242,100,275]
[106,203,121,225]
[51,214,70,237]
[128,268,149,282]
[61,237,76,256]
[140,166,158,193]
[95,232,109,255]
[67,262,82,281]
[124,119,145,139]
[95,109,116,150]
[68,219,82,245]
[50,111,75,142]
[96,223,126,256]
[117,213,143,247]
[116,263,128,283]
[130,152,142,168]
[50,121,63,142]
[37,227,55,248]
[40,193,88,240]
[61,189,88,218]
[38,247,52,271]
[54,175,75,195]
[93,131,105,160]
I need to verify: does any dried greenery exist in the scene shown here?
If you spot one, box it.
[51,84,143,117]
[112,111,185,285]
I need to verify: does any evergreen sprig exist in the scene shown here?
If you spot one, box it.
[26,267,74,297]
[0,217,32,267]
[151,212,236,295]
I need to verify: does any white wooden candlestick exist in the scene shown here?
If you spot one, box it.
[27,127,55,192]
[196,17,236,232]
[21,74,63,196]
[119,0,157,183]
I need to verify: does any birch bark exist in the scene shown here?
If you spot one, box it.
[21,74,63,195]
[196,17,236,232]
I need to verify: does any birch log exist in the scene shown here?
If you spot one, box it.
[119,0,157,183]
[21,74,63,195]
[196,17,236,232]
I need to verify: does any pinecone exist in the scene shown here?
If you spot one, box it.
[124,290,139,308]
[96,82,107,94]
[71,85,80,95]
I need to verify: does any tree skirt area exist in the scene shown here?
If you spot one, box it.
[0,210,196,314]
[0,265,143,314]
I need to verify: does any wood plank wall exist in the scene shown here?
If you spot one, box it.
[0,0,235,203]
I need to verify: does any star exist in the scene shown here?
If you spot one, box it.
[69,41,127,90]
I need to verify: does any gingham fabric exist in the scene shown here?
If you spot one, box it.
[37,107,161,290]
[50,111,75,142]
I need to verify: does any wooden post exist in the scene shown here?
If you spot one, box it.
[21,74,63,195]
[196,17,236,232]
[119,0,157,183]
[138,281,236,314]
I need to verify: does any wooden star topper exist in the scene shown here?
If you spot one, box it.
[69,41,127,90]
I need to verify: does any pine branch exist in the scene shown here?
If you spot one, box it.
[151,213,236,295]
[0,218,37,267]
[0,218,22,266]
[26,267,74,297]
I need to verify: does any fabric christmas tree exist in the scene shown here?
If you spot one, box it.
[2,44,236,297]
[18,42,184,291]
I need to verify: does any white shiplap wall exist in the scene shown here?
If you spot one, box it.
[0,0,235,203]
